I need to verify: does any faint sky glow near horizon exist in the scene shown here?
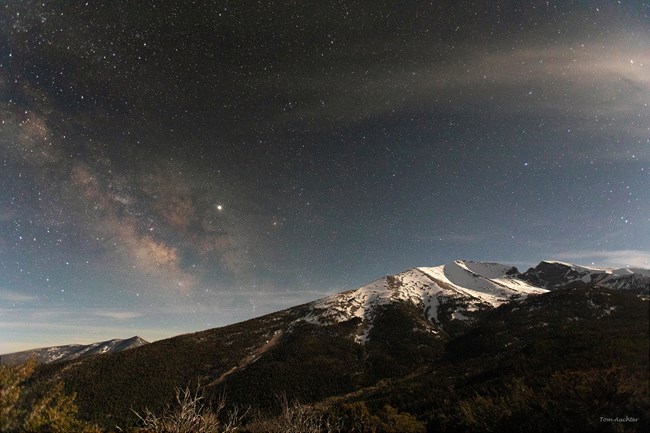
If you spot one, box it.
[1,1,649,353]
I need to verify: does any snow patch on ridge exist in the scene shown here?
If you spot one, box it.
[419,261,546,307]
[302,260,548,344]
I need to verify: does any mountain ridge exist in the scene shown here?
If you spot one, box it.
[522,260,650,292]
[6,259,647,358]
[0,336,148,366]
[22,259,649,430]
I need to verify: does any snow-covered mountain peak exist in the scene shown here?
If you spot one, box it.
[302,260,548,343]
[418,260,545,305]
[299,258,648,344]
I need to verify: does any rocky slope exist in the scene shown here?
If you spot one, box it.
[522,260,650,292]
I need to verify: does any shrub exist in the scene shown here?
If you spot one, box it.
[377,405,425,433]
[267,393,341,433]
[330,401,425,433]
[333,401,380,433]
[0,360,100,433]
[132,386,246,433]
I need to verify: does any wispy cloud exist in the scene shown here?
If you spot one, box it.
[0,290,39,303]
[289,34,650,156]
[553,249,650,269]
[92,310,143,320]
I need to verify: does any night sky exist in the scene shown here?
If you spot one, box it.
[1,1,649,353]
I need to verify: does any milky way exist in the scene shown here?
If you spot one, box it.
[1,1,649,352]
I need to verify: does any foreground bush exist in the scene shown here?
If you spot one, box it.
[0,360,100,433]
[132,386,246,433]
[134,386,426,433]
[266,394,341,433]
[331,401,425,433]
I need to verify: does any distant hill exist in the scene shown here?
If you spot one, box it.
[0,336,148,365]
[29,260,649,431]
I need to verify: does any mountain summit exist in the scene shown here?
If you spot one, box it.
[304,260,548,343]
[301,259,648,343]
[0,336,148,365]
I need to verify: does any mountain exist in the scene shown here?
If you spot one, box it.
[522,260,650,292]
[26,260,649,431]
[304,260,548,342]
[0,336,148,366]
[319,285,649,433]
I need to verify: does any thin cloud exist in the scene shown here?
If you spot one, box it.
[288,34,649,146]
[0,290,39,303]
[92,310,143,320]
[554,249,650,269]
